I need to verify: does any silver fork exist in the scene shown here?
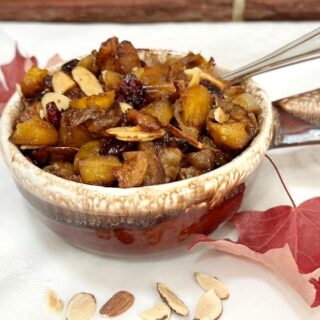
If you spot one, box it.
[222,27,320,84]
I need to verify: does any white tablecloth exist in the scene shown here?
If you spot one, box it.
[0,21,320,320]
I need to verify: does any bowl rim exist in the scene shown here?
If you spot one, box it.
[0,49,274,218]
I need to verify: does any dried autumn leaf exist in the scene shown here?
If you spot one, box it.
[190,196,320,307]
[0,46,37,114]
[194,272,229,299]
[99,290,134,317]
[139,303,172,320]
[66,292,96,320]
[194,289,223,320]
[157,282,189,316]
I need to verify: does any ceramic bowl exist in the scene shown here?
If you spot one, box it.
[0,50,274,256]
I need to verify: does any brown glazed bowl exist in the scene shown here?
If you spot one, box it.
[0,50,274,256]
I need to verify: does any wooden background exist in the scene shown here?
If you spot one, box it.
[0,0,319,22]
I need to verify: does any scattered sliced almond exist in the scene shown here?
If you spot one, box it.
[120,102,133,113]
[185,67,201,87]
[41,92,70,115]
[166,124,203,150]
[139,303,172,320]
[213,107,229,124]
[195,272,229,299]
[47,290,64,314]
[52,71,76,94]
[72,66,103,96]
[184,67,228,90]
[157,282,189,316]
[100,290,134,317]
[66,292,96,320]
[194,289,223,320]
[106,126,165,142]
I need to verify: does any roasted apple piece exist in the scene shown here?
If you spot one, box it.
[20,67,48,97]
[43,161,75,179]
[182,84,211,129]
[74,140,101,173]
[11,118,58,146]
[139,142,166,185]
[125,108,160,131]
[207,121,250,150]
[70,91,115,110]
[102,70,123,91]
[187,149,214,171]
[78,155,121,186]
[160,147,183,182]
[112,151,148,188]
[141,100,173,127]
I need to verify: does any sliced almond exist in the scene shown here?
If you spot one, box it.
[120,102,133,113]
[213,107,229,124]
[194,289,222,320]
[47,290,64,314]
[99,290,134,317]
[72,66,103,96]
[232,93,260,113]
[166,124,203,150]
[52,71,76,94]
[157,282,189,316]
[185,67,201,87]
[185,67,227,90]
[66,292,96,320]
[195,272,229,299]
[41,92,70,115]
[106,126,165,142]
[139,303,171,320]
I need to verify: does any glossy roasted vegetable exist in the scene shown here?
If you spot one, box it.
[20,67,48,97]
[74,140,101,173]
[182,84,211,129]
[79,155,122,185]
[11,118,58,146]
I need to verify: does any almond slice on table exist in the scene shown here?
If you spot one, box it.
[157,282,189,316]
[106,126,165,142]
[52,71,76,94]
[99,290,134,317]
[41,92,70,116]
[47,290,64,314]
[72,66,103,96]
[194,289,223,320]
[66,292,96,320]
[194,273,229,299]
[139,302,172,320]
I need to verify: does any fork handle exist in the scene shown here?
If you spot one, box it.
[222,27,320,83]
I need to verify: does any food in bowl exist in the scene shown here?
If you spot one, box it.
[10,37,260,188]
[1,38,272,255]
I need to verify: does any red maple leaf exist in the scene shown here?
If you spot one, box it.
[0,46,62,116]
[189,155,320,307]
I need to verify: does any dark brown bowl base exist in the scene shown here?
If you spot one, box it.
[17,182,244,256]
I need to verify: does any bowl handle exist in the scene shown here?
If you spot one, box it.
[271,88,320,148]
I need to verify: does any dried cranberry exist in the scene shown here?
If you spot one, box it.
[46,102,61,128]
[120,74,145,108]
[61,59,79,74]
[99,137,135,156]
[200,79,223,98]
[31,148,50,167]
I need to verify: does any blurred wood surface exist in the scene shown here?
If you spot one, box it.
[0,0,319,22]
